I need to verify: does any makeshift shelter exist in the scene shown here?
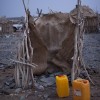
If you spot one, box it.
[0,18,13,34]
[14,0,96,88]
[32,5,97,74]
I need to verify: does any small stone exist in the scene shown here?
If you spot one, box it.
[79,71,87,78]
[38,85,44,90]
[5,81,10,86]
[44,94,49,99]
[35,91,37,93]
[20,95,25,100]
[15,88,22,94]
[14,94,18,96]
[40,76,55,86]
[0,64,5,69]
[4,85,10,89]
[10,94,14,96]
[22,91,25,93]
[5,35,10,38]
[47,98,50,100]
[35,83,44,91]
[10,83,15,89]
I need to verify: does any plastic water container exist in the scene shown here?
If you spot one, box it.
[56,75,69,97]
[72,79,90,100]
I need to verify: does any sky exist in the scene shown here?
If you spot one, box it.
[0,0,100,17]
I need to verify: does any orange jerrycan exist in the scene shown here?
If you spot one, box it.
[56,75,69,97]
[72,79,90,100]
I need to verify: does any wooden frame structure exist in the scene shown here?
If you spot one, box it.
[13,0,94,89]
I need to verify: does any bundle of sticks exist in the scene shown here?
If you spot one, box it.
[11,20,37,89]
[11,0,38,88]
[12,34,37,89]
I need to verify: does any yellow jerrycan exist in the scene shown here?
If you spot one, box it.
[72,78,90,100]
[56,75,69,97]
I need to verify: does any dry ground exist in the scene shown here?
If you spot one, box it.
[0,33,100,100]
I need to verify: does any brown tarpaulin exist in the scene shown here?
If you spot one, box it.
[28,14,48,75]
[28,6,96,74]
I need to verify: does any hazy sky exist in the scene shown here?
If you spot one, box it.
[0,0,100,17]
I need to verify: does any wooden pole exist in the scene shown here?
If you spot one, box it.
[71,0,94,85]
[71,0,81,82]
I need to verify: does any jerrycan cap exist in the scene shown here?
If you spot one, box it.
[58,75,64,77]
[76,79,89,84]
[83,80,88,84]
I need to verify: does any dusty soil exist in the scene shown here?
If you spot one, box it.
[0,33,100,100]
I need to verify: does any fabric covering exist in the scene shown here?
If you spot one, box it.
[28,5,96,74]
